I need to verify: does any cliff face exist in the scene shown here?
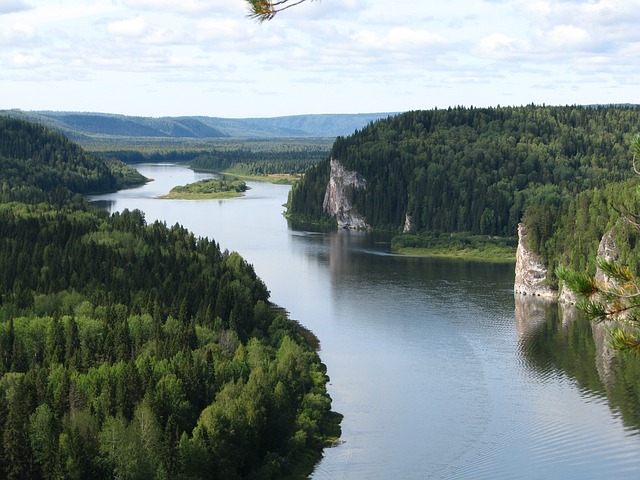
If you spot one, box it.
[323,158,369,229]
[514,222,620,304]
[514,223,557,298]
[594,228,620,284]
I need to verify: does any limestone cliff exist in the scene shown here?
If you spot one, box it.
[594,228,620,284]
[514,223,556,298]
[403,213,413,234]
[515,222,620,303]
[323,158,369,229]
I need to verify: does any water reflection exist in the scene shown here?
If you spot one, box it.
[515,295,640,432]
[91,199,115,210]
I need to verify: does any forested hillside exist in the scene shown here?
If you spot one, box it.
[0,117,146,200]
[288,105,640,237]
[189,143,330,176]
[0,118,339,478]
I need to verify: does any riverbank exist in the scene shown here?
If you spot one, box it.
[218,170,301,185]
[391,232,517,263]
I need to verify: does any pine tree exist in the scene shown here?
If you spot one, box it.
[557,134,640,352]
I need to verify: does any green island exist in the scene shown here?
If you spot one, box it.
[160,177,249,199]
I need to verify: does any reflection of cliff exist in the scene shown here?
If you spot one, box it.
[514,295,553,340]
[515,294,640,430]
[516,295,610,384]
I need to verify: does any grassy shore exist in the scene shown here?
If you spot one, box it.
[160,190,245,200]
[392,232,517,263]
[394,246,516,263]
[218,170,302,185]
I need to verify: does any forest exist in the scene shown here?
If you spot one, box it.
[287,104,640,279]
[0,118,146,201]
[288,104,640,235]
[87,140,330,182]
[0,117,339,479]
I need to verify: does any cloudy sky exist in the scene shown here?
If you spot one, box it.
[1,0,639,117]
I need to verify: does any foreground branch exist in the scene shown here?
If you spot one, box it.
[245,0,314,22]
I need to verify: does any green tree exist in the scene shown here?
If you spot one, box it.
[28,404,58,480]
[3,379,32,480]
[557,134,640,352]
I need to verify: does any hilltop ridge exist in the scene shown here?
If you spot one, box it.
[1,110,396,140]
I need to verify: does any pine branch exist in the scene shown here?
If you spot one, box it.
[245,0,315,22]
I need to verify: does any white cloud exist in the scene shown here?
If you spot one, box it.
[194,18,247,43]
[351,27,447,53]
[106,16,148,37]
[9,52,39,68]
[544,24,592,50]
[477,33,528,58]
[526,0,640,44]
[2,0,640,117]
[0,23,36,45]
[0,0,32,14]
[122,0,242,16]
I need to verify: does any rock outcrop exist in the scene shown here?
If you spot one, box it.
[514,222,620,304]
[594,228,620,285]
[403,213,413,233]
[323,158,369,229]
[514,223,556,298]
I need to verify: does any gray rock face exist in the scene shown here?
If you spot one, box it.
[514,222,620,304]
[323,158,369,229]
[514,223,556,298]
[595,228,620,285]
[403,213,413,234]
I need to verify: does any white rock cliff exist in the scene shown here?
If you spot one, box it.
[513,223,556,298]
[514,222,620,304]
[323,158,369,229]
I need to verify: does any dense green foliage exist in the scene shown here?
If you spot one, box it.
[162,177,249,199]
[525,179,640,285]
[86,139,330,182]
[288,105,640,236]
[552,135,640,353]
[189,144,329,176]
[0,117,146,199]
[0,118,339,478]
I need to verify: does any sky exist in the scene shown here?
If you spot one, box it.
[1,0,640,118]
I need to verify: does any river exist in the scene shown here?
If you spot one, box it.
[92,164,640,479]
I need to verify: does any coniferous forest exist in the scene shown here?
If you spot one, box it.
[289,105,640,233]
[288,105,640,282]
[0,117,339,479]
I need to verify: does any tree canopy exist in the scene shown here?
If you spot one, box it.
[557,134,640,353]
[0,116,340,478]
[288,105,640,236]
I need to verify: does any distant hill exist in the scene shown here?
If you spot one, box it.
[0,110,396,140]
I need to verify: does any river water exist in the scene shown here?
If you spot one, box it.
[92,164,640,479]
